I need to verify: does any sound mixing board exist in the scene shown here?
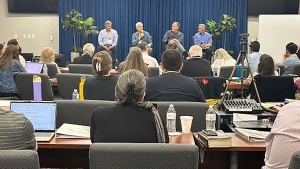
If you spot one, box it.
[221,99,264,113]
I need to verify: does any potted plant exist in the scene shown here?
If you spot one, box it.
[77,17,99,44]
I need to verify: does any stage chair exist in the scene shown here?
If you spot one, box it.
[153,101,209,132]
[68,64,93,74]
[249,76,295,102]
[56,73,93,99]
[55,100,115,128]
[289,151,300,169]
[290,63,300,76]
[148,67,159,77]
[0,150,39,169]
[14,72,54,101]
[89,143,199,169]
[192,77,226,99]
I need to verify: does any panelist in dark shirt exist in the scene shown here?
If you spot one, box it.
[90,69,169,143]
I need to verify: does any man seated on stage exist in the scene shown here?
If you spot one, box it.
[132,22,153,56]
[181,45,213,77]
[145,49,205,102]
[162,22,188,59]
[281,42,300,75]
[194,24,213,63]
[98,20,118,66]
[244,41,261,73]
[73,43,95,64]
[0,107,37,150]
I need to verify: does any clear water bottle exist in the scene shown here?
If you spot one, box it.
[166,104,176,133]
[206,106,216,131]
[42,64,48,75]
[72,89,79,100]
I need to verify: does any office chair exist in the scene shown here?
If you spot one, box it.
[276,63,285,76]
[153,101,209,132]
[55,100,115,128]
[89,143,199,169]
[192,77,226,99]
[219,66,249,79]
[249,76,295,102]
[290,63,300,76]
[148,67,159,77]
[45,63,59,78]
[56,73,93,99]
[0,150,39,169]
[20,53,34,62]
[68,64,93,74]
[55,54,67,67]
[289,151,300,169]
[14,72,54,101]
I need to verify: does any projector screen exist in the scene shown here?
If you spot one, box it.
[258,15,300,63]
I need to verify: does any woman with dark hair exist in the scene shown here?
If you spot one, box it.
[83,51,118,100]
[90,69,169,143]
[0,45,26,97]
[244,54,278,86]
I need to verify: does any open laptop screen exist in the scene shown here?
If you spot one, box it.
[24,62,43,73]
[10,102,56,131]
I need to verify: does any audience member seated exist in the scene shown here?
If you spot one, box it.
[132,22,152,56]
[119,47,149,77]
[181,45,212,77]
[162,22,187,58]
[194,24,213,62]
[90,69,169,143]
[244,54,278,86]
[73,43,95,64]
[97,20,118,66]
[138,44,159,67]
[262,102,300,169]
[145,49,205,102]
[0,43,4,57]
[211,48,236,75]
[0,107,37,150]
[297,44,300,59]
[39,47,61,73]
[281,42,300,75]
[244,41,261,73]
[7,39,26,68]
[0,45,26,98]
[84,51,118,100]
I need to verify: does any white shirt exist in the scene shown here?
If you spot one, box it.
[18,55,26,68]
[211,58,236,75]
[142,53,159,67]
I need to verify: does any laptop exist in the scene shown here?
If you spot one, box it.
[25,62,43,73]
[10,102,57,141]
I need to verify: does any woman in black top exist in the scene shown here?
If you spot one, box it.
[90,69,169,143]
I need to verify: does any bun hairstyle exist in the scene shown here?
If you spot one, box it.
[92,51,112,75]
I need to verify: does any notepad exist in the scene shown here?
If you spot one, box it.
[56,123,90,138]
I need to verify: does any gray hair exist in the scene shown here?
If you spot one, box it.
[173,22,180,28]
[115,69,146,104]
[135,22,143,27]
[82,43,95,57]
[105,20,112,26]
[189,45,203,57]
[199,24,205,28]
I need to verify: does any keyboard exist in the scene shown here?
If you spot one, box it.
[221,99,264,114]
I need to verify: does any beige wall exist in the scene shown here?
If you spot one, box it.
[0,0,59,56]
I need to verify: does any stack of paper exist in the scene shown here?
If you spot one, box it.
[235,128,269,142]
[56,123,90,138]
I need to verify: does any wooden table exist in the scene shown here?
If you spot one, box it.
[193,133,266,169]
[227,82,249,90]
[38,133,194,168]
[59,67,119,75]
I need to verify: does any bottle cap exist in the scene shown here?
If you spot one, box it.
[33,75,41,82]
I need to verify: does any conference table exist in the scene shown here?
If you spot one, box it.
[37,133,195,168]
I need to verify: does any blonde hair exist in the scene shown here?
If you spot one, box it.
[189,45,203,57]
[215,48,233,60]
[40,47,55,63]
[82,43,95,56]
[119,47,149,77]
[92,51,112,75]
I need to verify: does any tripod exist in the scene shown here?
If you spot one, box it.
[218,34,262,108]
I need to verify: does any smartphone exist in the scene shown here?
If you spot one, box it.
[202,130,218,136]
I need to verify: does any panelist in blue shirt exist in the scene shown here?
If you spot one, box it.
[194,24,213,62]
[132,22,153,56]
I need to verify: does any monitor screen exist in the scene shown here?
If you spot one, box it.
[248,0,299,16]
[8,0,58,14]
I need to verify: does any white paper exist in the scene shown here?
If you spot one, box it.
[0,100,11,107]
[56,123,90,138]
[233,113,257,122]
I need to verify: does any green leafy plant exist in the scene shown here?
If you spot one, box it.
[77,17,99,44]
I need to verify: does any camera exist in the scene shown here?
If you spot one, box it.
[239,33,249,44]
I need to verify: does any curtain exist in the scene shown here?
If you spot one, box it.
[59,0,247,61]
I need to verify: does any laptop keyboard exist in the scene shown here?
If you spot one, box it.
[35,132,53,137]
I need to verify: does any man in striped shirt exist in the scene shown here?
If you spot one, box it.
[0,108,37,150]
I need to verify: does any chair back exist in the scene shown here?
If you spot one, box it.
[0,150,39,169]
[55,100,115,128]
[148,67,159,77]
[192,77,226,99]
[56,73,93,99]
[153,101,208,132]
[250,76,295,102]
[219,66,248,79]
[89,143,199,169]
[14,72,54,100]
[276,63,285,76]
[45,63,59,78]
[289,151,300,169]
[55,54,66,67]
[20,53,33,62]
[68,64,93,74]
[290,63,300,76]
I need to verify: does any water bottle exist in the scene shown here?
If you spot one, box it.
[72,89,79,100]
[42,64,48,75]
[206,106,216,131]
[236,64,242,79]
[166,104,176,133]
[79,76,85,100]
[32,75,42,101]
[115,59,119,70]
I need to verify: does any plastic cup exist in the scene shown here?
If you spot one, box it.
[180,116,193,134]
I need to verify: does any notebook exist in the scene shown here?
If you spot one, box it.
[10,102,57,141]
[25,62,43,73]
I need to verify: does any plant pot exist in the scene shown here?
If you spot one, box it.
[71,52,80,62]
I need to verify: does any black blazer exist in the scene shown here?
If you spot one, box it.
[73,54,92,64]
